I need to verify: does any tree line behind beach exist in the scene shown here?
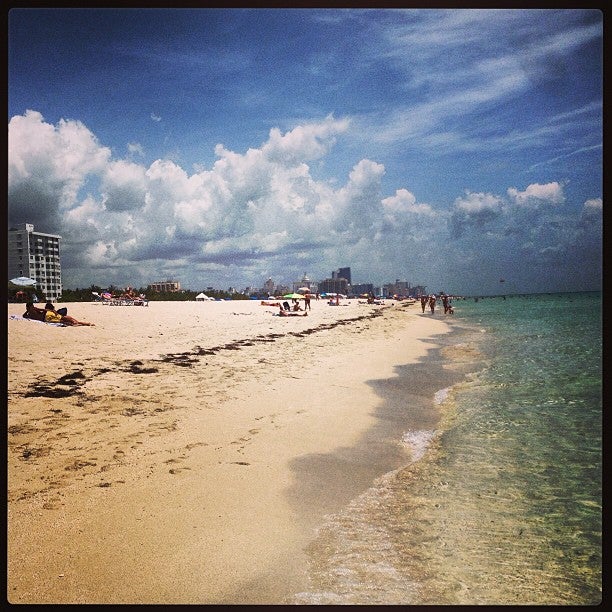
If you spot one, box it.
[8,284,250,303]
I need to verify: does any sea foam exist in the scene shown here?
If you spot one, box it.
[401,429,436,462]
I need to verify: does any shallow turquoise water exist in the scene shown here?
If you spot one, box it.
[293,292,602,605]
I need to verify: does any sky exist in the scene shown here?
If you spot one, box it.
[7,7,603,295]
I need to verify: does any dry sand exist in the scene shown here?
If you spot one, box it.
[7,298,451,604]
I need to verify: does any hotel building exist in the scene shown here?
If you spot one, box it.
[149,280,181,292]
[8,223,62,301]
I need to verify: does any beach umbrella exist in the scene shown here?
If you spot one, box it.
[296,287,311,293]
[9,276,37,286]
[283,293,304,300]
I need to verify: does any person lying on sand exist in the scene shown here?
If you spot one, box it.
[277,306,308,317]
[25,301,95,326]
[45,302,68,316]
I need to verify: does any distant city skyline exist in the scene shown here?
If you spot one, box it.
[8,8,602,296]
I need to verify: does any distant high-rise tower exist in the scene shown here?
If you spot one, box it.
[338,267,351,284]
[333,267,351,284]
[8,223,62,301]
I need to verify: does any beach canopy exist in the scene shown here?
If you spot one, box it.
[196,292,213,300]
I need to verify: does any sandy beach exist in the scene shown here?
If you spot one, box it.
[7,298,452,604]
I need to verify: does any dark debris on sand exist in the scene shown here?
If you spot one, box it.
[19,310,385,399]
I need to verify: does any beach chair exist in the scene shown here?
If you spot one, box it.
[100,292,119,305]
[133,294,149,306]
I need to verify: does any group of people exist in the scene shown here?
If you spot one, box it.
[277,305,308,317]
[24,301,95,326]
[277,299,308,316]
[21,284,146,325]
[420,294,454,315]
[98,286,147,304]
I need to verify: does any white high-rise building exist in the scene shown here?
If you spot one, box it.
[8,223,62,301]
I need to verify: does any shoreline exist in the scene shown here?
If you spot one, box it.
[8,299,454,604]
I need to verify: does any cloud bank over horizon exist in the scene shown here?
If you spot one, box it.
[8,109,601,294]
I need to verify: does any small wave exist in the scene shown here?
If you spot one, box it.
[401,429,436,462]
[292,469,422,605]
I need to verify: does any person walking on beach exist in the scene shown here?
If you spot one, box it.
[304,294,311,310]
[420,295,427,313]
[442,294,450,314]
[428,294,437,314]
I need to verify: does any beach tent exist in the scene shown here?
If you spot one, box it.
[195,293,213,301]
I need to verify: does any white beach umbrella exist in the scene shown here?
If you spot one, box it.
[9,276,37,286]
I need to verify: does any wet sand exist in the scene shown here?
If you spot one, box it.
[7,298,451,604]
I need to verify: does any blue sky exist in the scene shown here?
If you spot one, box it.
[8,7,603,295]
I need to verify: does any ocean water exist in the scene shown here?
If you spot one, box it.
[292,292,602,605]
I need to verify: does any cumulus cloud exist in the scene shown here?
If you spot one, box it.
[449,191,504,238]
[7,110,601,293]
[261,114,350,164]
[8,111,388,284]
[448,181,573,241]
[577,197,602,236]
[583,197,602,211]
[8,110,110,231]
[380,189,437,239]
[507,181,565,205]
[101,160,148,212]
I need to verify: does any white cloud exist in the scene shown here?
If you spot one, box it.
[454,191,503,214]
[8,110,111,229]
[507,181,565,205]
[101,160,147,211]
[382,188,433,215]
[262,115,350,164]
[7,110,600,293]
[449,191,503,238]
[127,142,145,156]
[583,197,602,211]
